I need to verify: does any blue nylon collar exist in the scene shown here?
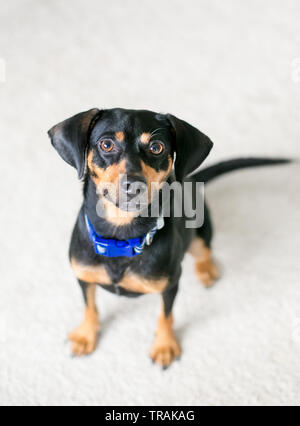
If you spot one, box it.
[85,214,164,258]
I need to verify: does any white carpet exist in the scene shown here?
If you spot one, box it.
[0,0,299,406]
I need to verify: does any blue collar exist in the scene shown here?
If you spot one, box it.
[85,214,165,258]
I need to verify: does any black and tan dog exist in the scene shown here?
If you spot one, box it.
[49,108,289,368]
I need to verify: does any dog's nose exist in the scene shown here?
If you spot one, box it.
[120,175,147,198]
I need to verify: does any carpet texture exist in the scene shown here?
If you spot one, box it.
[0,0,299,406]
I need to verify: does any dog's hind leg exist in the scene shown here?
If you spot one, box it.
[189,204,219,287]
[150,284,181,369]
[68,280,100,356]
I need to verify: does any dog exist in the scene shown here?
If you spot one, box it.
[48,108,289,368]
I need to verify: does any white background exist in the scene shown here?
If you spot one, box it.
[0,0,299,406]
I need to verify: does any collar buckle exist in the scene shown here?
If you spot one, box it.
[94,236,141,258]
[145,232,154,247]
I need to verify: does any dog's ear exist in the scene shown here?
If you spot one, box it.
[167,114,213,181]
[48,108,100,179]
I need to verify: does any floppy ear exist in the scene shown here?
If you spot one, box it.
[48,108,100,179]
[167,114,213,181]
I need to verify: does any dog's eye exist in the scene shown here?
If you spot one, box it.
[149,141,164,156]
[99,139,115,153]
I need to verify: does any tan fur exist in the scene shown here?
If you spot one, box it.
[68,284,100,356]
[150,309,181,368]
[88,150,126,188]
[140,132,151,144]
[119,274,168,294]
[87,150,137,226]
[71,258,111,285]
[189,238,219,287]
[141,156,173,200]
[88,150,173,226]
[72,258,167,294]
[115,131,125,142]
[87,149,173,226]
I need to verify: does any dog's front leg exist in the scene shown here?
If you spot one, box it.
[68,280,100,356]
[150,284,181,369]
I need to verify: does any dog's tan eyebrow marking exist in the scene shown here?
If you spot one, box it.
[140,133,152,144]
[115,131,125,142]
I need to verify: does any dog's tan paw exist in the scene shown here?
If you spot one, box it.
[68,322,100,357]
[150,335,181,369]
[195,259,219,288]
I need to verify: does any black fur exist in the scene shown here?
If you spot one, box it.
[166,114,213,181]
[48,108,100,179]
[49,108,290,360]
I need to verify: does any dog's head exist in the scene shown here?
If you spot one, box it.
[49,108,213,222]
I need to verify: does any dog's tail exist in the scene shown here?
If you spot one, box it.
[194,157,292,183]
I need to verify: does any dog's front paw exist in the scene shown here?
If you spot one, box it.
[68,321,100,357]
[150,335,181,369]
[195,259,219,288]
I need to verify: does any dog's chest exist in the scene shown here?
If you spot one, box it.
[105,260,168,294]
[72,255,168,294]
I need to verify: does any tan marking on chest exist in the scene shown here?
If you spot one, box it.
[71,259,167,294]
[119,273,168,294]
[71,258,112,285]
